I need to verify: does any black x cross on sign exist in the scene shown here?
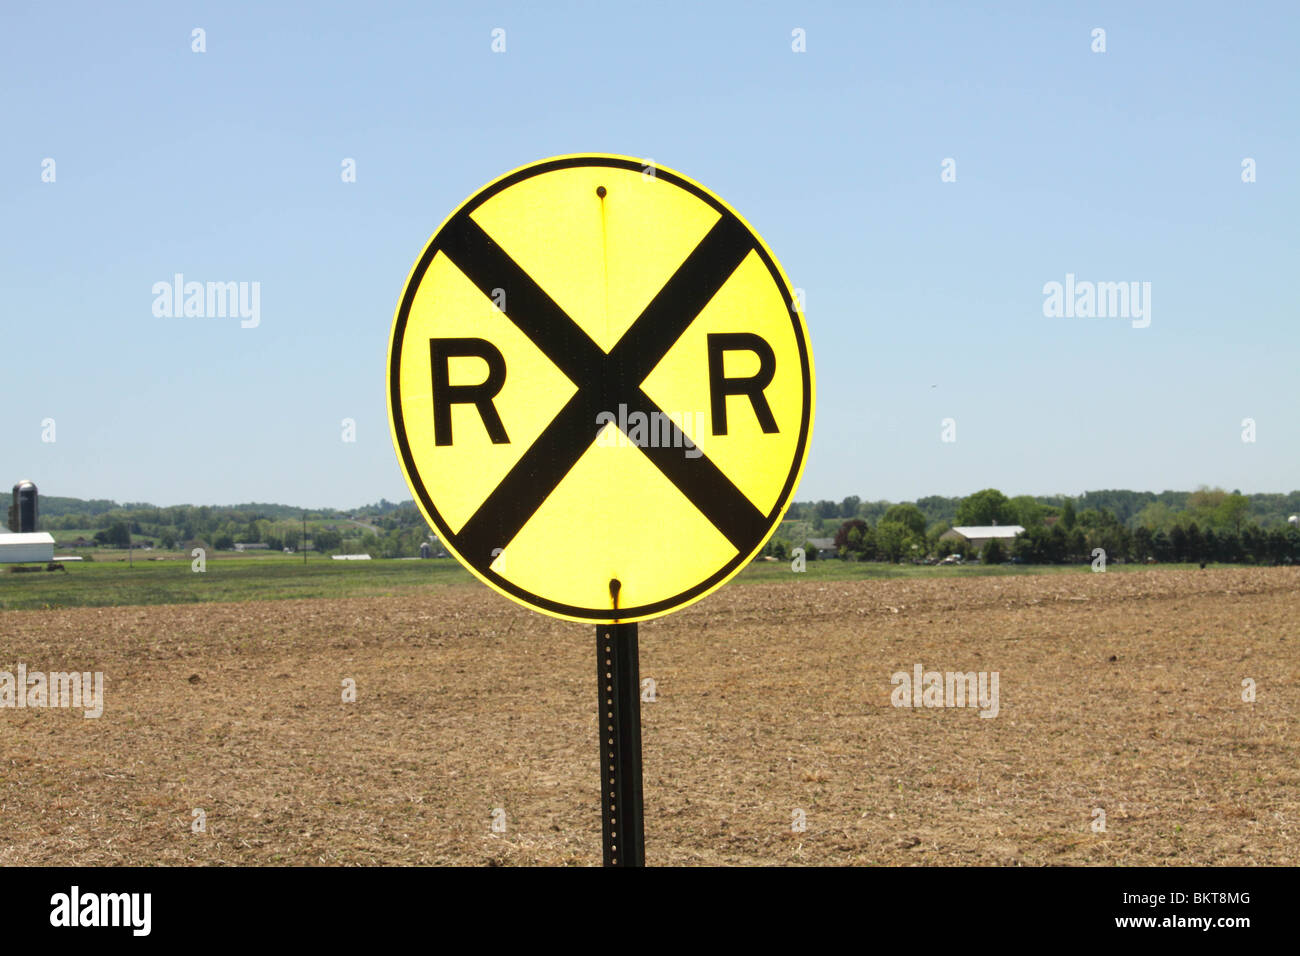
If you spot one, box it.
[435,211,769,569]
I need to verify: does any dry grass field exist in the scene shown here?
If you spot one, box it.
[2,566,1296,866]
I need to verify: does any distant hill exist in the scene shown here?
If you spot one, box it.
[27,488,1300,529]
[36,497,351,520]
[20,495,429,558]
[37,496,120,518]
[789,488,1300,530]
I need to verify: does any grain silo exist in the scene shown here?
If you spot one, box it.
[12,480,38,532]
[2,482,53,563]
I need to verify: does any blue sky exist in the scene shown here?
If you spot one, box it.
[3,1,1296,508]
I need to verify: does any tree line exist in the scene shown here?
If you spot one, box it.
[768,487,1300,566]
[26,498,431,558]
[25,488,1300,565]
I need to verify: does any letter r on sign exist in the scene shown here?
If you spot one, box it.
[707,333,778,435]
[430,338,509,445]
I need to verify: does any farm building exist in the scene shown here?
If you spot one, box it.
[0,532,56,564]
[939,524,1026,551]
[8,480,38,532]
[807,537,838,559]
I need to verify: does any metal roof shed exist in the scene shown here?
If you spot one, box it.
[0,532,55,564]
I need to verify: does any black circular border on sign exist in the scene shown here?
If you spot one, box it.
[390,155,813,621]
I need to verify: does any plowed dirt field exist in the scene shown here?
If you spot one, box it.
[2,567,1296,865]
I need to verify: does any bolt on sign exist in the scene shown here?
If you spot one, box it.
[387,155,815,622]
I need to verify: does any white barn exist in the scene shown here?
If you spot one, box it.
[0,532,55,564]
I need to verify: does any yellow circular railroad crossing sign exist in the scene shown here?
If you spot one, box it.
[387,154,815,623]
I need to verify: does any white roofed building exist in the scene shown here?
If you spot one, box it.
[0,532,55,563]
[939,524,1025,551]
